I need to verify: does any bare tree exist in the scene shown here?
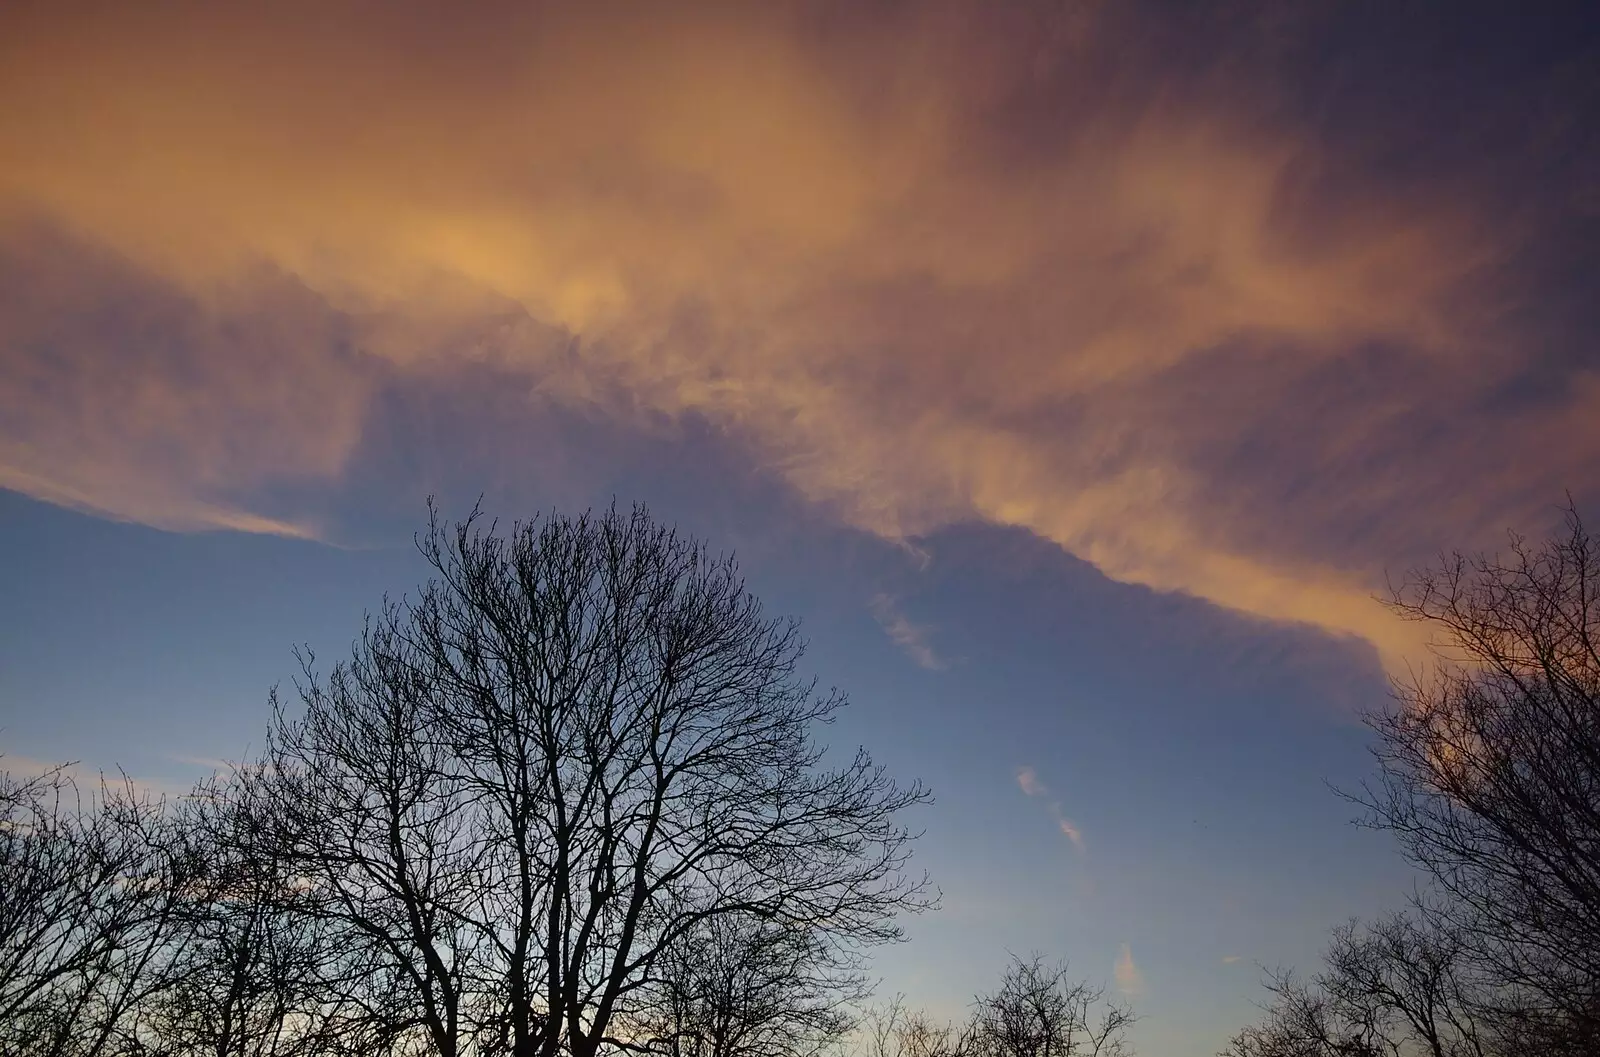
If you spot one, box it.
[132,782,360,1057]
[1222,967,1377,1057]
[229,503,931,1057]
[0,761,193,1057]
[1360,502,1600,1039]
[863,956,1133,1057]
[864,996,971,1057]
[618,911,859,1057]
[1223,913,1497,1057]
[1230,502,1600,1057]
[968,956,1133,1057]
[233,635,483,1057]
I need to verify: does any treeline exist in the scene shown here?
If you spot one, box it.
[1225,505,1600,1057]
[1,504,1132,1057]
[1,505,934,1057]
[6,501,1597,1057]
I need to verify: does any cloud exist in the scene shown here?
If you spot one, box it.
[0,216,365,536]
[167,754,237,773]
[0,751,190,801]
[869,593,945,671]
[1222,955,1242,965]
[1013,765,1086,853]
[0,753,74,779]
[1114,943,1145,997]
[1055,817,1086,852]
[0,3,1594,670]
[1015,766,1045,799]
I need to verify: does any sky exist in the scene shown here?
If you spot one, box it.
[1,2,1597,1053]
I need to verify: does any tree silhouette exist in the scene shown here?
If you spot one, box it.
[0,762,192,1057]
[618,911,859,1057]
[968,956,1133,1057]
[1230,501,1600,1056]
[224,502,931,1057]
[1363,502,1600,1041]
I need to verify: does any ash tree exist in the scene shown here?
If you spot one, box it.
[228,502,931,1057]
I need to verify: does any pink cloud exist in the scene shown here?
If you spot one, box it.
[1114,943,1145,996]
[1014,766,1086,853]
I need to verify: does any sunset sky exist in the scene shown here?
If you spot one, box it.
[2,3,1597,1053]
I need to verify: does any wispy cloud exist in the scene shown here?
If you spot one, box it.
[0,752,190,801]
[167,753,237,773]
[0,3,1591,672]
[1222,955,1242,965]
[870,594,945,671]
[1114,943,1145,997]
[1015,765,1045,798]
[1014,765,1086,854]
[0,753,75,779]
[1055,816,1085,851]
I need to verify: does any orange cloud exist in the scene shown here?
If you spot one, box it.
[0,213,364,535]
[0,3,1591,667]
[1115,943,1145,997]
